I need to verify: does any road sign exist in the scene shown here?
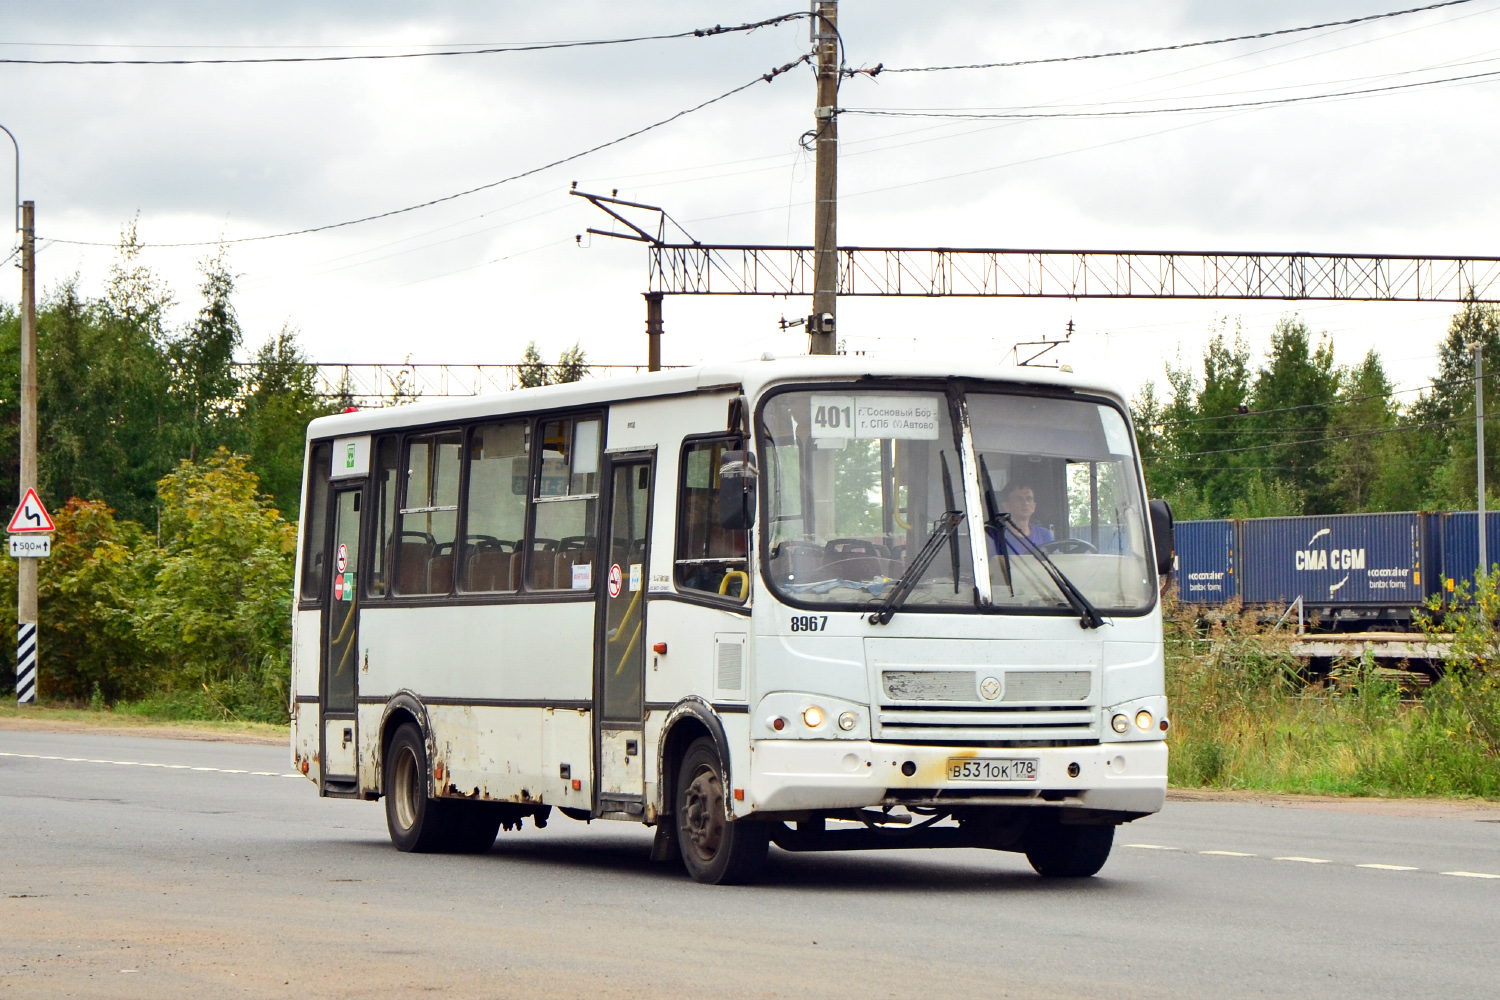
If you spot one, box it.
[8,535,51,558]
[7,489,54,533]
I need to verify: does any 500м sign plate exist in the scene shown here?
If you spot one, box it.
[8,534,52,558]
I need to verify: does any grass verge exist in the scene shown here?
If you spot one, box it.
[0,701,286,744]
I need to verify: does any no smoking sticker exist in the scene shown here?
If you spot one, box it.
[336,543,348,574]
[608,563,623,599]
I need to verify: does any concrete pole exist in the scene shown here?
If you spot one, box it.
[644,291,663,372]
[17,200,36,704]
[809,0,838,356]
[1477,343,1487,579]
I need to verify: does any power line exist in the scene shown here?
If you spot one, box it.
[40,55,811,251]
[1146,411,1494,461]
[864,0,1476,75]
[1148,368,1500,429]
[842,65,1500,121]
[0,12,809,66]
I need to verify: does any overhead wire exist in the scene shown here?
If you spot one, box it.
[40,53,812,250]
[864,0,1475,75]
[0,12,809,66]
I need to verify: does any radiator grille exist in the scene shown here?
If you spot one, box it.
[716,640,743,691]
[1002,670,1090,702]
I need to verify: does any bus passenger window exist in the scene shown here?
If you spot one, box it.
[675,437,749,602]
[461,420,529,593]
[396,431,462,596]
[300,442,332,602]
[530,416,600,591]
[367,437,400,596]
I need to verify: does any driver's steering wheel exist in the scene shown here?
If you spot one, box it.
[1040,538,1097,555]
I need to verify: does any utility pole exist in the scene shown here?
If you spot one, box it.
[17,200,36,704]
[644,291,663,372]
[808,0,838,355]
[1476,339,1488,579]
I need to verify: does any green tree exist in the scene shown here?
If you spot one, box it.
[1247,316,1337,514]
[518,340,590,388]
[1325,350,1400,512]
[134,450,296,720]
[240,325,335,514]
[1424,301,1500,509]
[168,247,243,462]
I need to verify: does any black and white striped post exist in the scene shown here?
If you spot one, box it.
[15,622,35,704]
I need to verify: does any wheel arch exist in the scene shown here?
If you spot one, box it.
[378,691,434,798]
[655,696,732,821]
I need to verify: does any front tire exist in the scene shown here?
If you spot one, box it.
[1024,816,1115,877]
[675,737,767,885]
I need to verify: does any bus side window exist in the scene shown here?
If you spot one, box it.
[461,420,529,593]
[367,436,400,596]
[395,431,462,596]
[300,442,332,603]
[529,416,600,591]
[675,437,749,602]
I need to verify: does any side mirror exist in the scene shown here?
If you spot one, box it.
[1149,499,1174,577]
[717,449,757,531]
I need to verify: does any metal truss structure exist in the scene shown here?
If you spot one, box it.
[647,244,1500,303]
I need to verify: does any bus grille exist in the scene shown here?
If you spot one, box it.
[875,670,1097,744]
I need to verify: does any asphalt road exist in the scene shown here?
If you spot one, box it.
[2,729,1497,999]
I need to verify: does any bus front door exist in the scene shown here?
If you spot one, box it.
[321,487,361,791]
[594,456,652,817]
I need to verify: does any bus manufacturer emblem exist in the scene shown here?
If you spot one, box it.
[608,563,623,598]
[979,676,1002,701]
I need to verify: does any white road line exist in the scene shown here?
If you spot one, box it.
[1442,871,1500,879]
[1358,864,1418,871]
[1124,843,1180,851]
[1201,851,1256,857]
[0,750,299,779]
[1275,857,1331,864]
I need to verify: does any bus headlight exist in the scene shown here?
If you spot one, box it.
[838,712,857,731]
[802,706,825,728]
[1111,714,1130,734]
[1135,710,1153,731]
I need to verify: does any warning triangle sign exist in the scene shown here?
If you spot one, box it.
[8,489,55,533]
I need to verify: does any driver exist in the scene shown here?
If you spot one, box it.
[999,482,1054,554]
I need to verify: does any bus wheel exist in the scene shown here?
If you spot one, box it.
[384,722,454,853]
[1023,816,1114,878]
[675,737,767,885]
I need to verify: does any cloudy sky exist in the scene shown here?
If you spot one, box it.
[2,1,1497,400]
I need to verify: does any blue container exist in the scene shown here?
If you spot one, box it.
[1238,512,1424,608]
[1173,519,1236,603]
[1434,511,1500,594]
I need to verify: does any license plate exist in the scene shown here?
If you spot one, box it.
[947,758,1038,781]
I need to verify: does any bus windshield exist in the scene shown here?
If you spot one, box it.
[759,388,1155,615]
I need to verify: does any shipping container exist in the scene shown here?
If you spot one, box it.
[1433,511,1500,594]
[1172,519,1237,603]
[1238,512,1427,622]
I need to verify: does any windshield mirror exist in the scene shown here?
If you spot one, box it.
[969,393,1155,613]
[760,391,974,610]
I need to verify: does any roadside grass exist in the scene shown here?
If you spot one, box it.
[1166,599,1500,800]
[0,701,287,742]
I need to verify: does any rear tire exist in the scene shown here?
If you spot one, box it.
[675,737,767,885]
[1024,816,1115,878]
[444,802,502,854]
[384,722,457,853]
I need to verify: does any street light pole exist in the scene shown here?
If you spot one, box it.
[1476,340,1488,580]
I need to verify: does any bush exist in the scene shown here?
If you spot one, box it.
[0,498,156,702]
[132,449,294,721]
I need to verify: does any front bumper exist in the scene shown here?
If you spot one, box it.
[744,739,1167,817]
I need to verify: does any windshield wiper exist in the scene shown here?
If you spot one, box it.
[993,515,1106,630]
[867,510,965,625]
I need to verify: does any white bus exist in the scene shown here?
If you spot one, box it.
[290,357,1174,884]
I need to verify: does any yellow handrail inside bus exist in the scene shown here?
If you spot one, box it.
[892,440,912,530]
[719,570,749,600]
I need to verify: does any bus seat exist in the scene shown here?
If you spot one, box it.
[427,552,454,594]
[464,549,514,592]
[768,540,827,584]
[396,541,431,594]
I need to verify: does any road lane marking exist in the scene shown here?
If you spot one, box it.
[1124,844,1180,850]
[1442,871,1500,879]
[0,750,299,779]
[1201,851,1256,857]
[1275,857,1331,863]
[1359,864,1418,871]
